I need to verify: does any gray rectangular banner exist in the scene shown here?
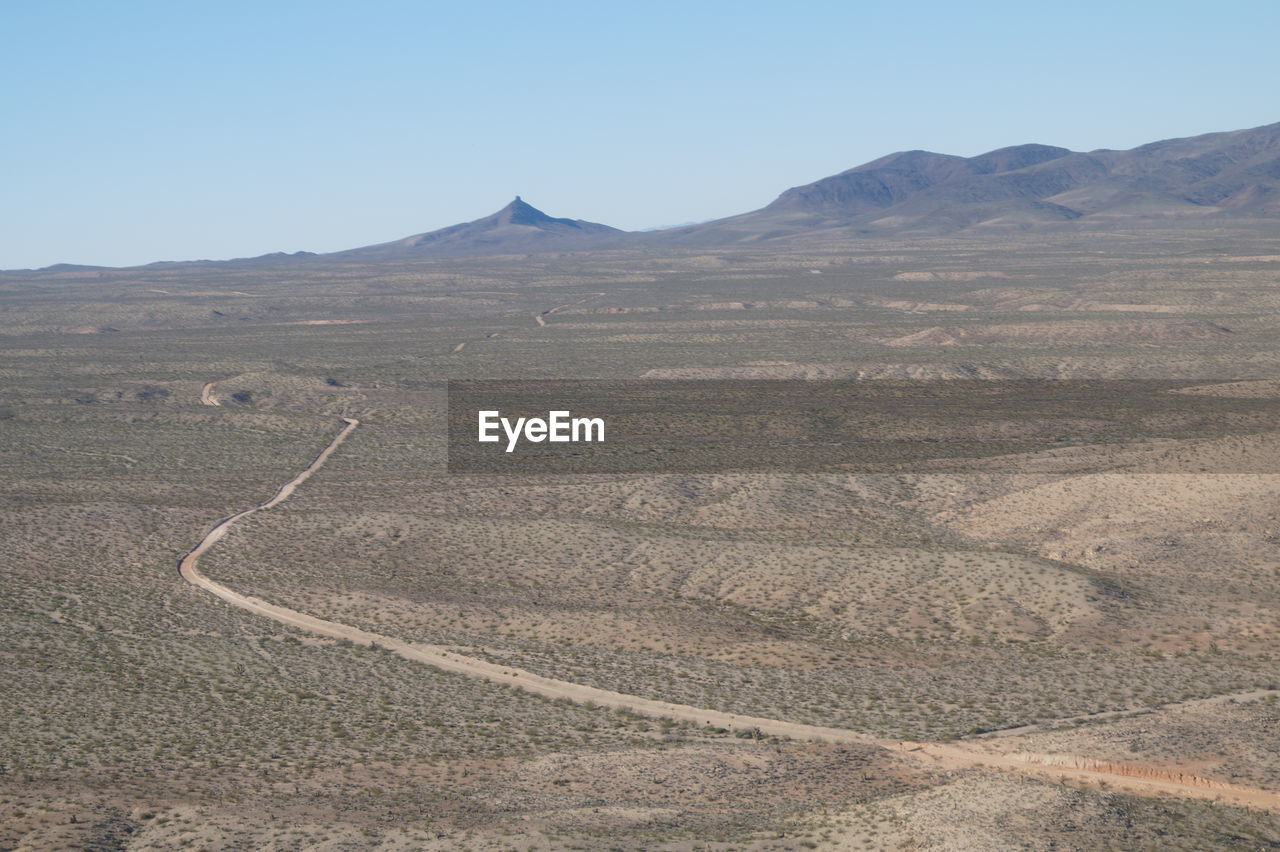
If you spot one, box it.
[447,379,1280,474]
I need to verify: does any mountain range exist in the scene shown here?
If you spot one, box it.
[18,120,1280,270]
[674,120,1280,243]
[361,120,1280,258]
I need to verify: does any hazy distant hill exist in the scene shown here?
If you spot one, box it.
[330,197,623,258]
[655,121,1280,243]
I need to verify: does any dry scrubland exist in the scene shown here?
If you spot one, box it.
[6,228,1280,847]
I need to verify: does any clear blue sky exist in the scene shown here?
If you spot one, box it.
[4,0,1278,268]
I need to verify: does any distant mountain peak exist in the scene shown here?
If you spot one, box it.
[494,196,579,228]
[330,198,623,258]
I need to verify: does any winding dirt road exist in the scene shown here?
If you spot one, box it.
[178,414,1280,813]
[200,381,220,406]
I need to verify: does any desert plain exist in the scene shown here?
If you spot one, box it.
[6,222,1280,850]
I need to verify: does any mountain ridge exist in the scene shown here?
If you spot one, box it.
[12,120,1280,270]
[684,121,1280,241]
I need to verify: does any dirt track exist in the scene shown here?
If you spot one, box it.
[200,381,220,406]
[534,292,604,326]
[980,688,1280,739]
[903,742,1280,811]
[178,414,1280,813]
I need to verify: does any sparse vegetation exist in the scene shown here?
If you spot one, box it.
[6,230,1280,846]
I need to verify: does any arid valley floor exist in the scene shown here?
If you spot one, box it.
[7,228,1280,849]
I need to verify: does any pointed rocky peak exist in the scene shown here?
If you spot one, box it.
[330,197,623,258]
[493,196,567,227]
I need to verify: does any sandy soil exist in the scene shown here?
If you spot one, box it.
[177,412,1280,813]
